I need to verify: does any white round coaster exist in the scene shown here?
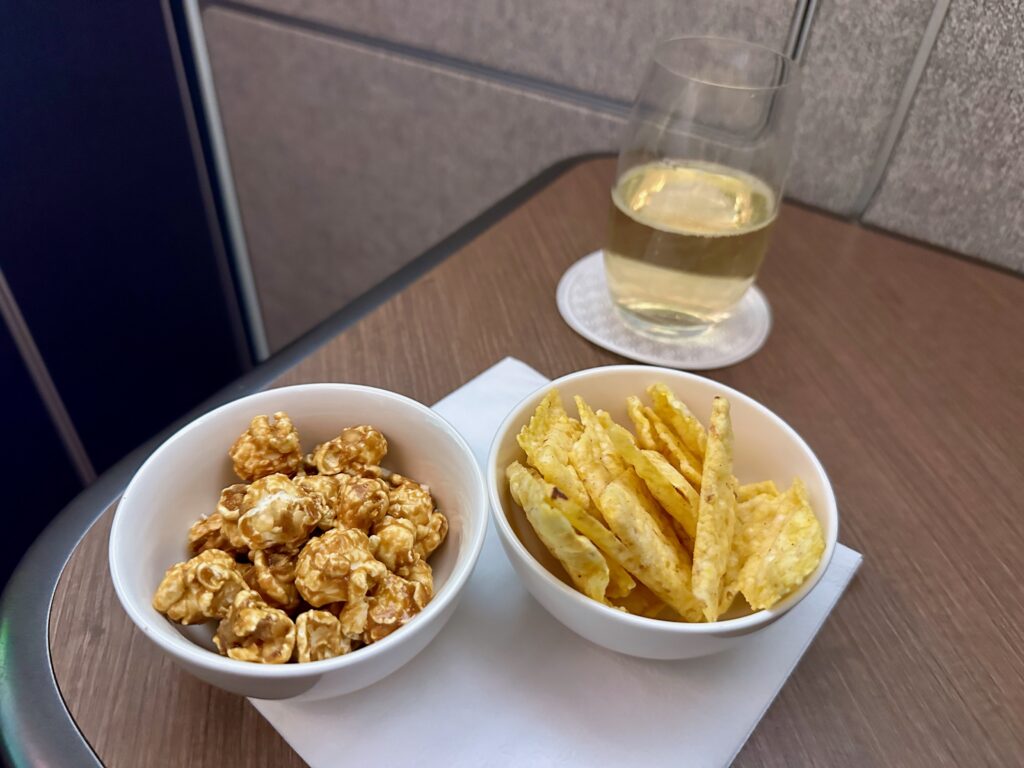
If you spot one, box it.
[556,251,772,370]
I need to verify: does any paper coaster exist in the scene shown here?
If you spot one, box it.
[556,251,772,370]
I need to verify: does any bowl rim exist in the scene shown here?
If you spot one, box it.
[109,382,489,678]
[487,364,839,635]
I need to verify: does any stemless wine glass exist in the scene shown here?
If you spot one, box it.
[605,36,801,336]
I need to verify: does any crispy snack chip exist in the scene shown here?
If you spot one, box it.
[648,383,708,461]
[604,557,637,599]
[517,390,590,509]
[578,399,690,563]
[522,465,636,600]
[735,492,788,561]
[627,396,657,450]
[738,479,825,611]
[598,480,703,622]
[507,461,610,603]
[718,491,783,614]
[506,382,825,624]
[569,426,612,509]
[691,397,737,622]
[573,397,626,477]
[551,494,640,582]
[641,405,703,491]
[737,480,779,502]
[611,583,669,619]
[601,415,699,542]
[572,402,686,568]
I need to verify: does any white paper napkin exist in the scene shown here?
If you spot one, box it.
[253,357,862,768]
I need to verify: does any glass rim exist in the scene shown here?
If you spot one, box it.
[651,35,798,93]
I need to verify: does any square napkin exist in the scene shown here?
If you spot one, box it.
[253,357,862,768]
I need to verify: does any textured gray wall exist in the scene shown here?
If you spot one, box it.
[864,0,1024,273]
[203,8,623,350]
[200,0,1023,352]
[230,0,797,102]
[784,0,936,214]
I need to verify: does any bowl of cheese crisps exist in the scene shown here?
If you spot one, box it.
[110,384,487,700]
[487,366,837,660]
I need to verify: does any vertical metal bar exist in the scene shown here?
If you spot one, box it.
[182,0,271,360]
[785,0,819,62]
[851,0,952,216]
[0,269,96,484]
[161,0,253,372]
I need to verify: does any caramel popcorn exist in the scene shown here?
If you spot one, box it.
[188,483,251,555]
[155,417,447,663]
[214,589,295,663]
[295,610,351,662]
[337,600,368,639]
[348,464,388,480]
[378,474,448,560]
[396,557,434,609]
[237,474,324,551]
[369,516,417,571]
[229,411,303,482]
[152,549,246,624]
[298,473,390,533]
[244,549,301,611]
[293,473,337,507]
[294,528,387,607]
[217,482,248,517]
[312,426,387,475]
[187,513,232,556]
[363,572,425,643]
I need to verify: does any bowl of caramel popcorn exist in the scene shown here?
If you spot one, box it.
[109,384,487,701]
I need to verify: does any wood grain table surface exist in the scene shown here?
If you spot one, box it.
[49,158,1024,767]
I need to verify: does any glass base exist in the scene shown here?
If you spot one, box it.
[557,251,773,369]
[613,303,726,339]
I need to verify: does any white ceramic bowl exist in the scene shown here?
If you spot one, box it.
[488,365,838,660]
[110,383,487,701]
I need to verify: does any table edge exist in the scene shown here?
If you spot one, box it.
[0,152,612,768]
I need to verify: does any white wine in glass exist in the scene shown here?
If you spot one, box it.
[605,37,800,335]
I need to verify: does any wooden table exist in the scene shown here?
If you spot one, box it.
[20,157,1024,766]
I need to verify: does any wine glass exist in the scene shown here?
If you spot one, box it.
[605,36,801,336]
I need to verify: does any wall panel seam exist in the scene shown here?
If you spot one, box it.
[851,0,953,217]
[162,0,254,370]
[186,0,271,360]
[203,0,634,118]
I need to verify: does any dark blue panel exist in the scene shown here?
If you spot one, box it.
[0,1,250,473]
[0,324,82,588]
